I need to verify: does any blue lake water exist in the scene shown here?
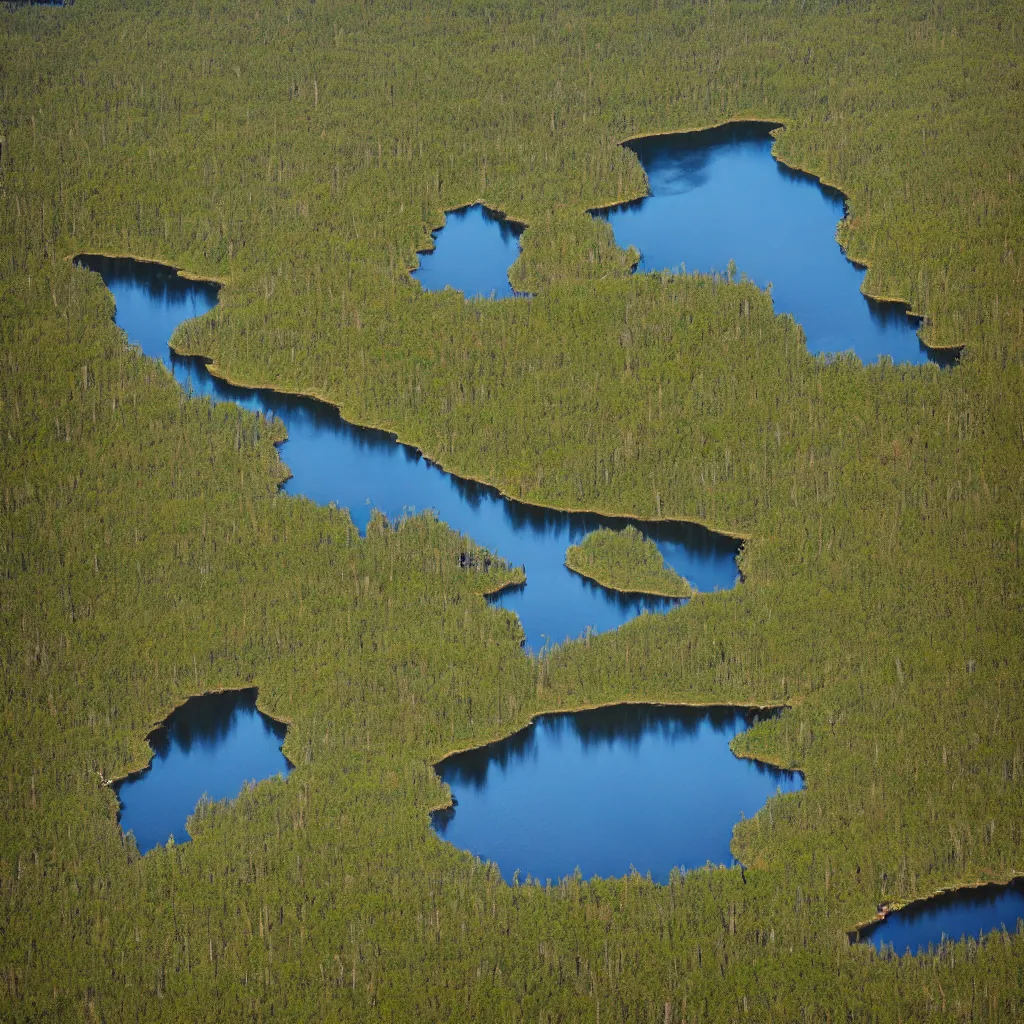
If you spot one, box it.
[857,880,1024,956]
[431,703,803,884]
[594,122,957,367]
[411,203,525,299]
[76,254,740,652]
[114,688,291,854]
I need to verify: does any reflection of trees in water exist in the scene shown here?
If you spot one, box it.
[86,256,739,645]
[859,878,1024,949]
[773,157,847,206]
[477,204,525,246]
[859,298,959,366]
[591,128,961,370]
[435,204,524,247]
[167,342,740,567]
[147,688,285,759]
[75,254,219,309]
[573,573,682,614]
[436,721,539,791]
[168,352,396,443]
[430,804,456,835]
[568,703,740,751]
[494,488,740,562]
[435,703,795,790]
[593,122,783,216]
[741,752,797,784]
[87,253,738,573]
[911,879,1023,921]
[636,517,740,561]
[863,294,920,330]
[442,467,500,512]
[920,344,960,368]
[170,354,260,407]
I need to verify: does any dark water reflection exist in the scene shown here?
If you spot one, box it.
[114,689,291,854]
[857,880,1024,956]
[76,254,740,652]
[431,703,803,883]
[412,203,526,299]
[594,122,957,367]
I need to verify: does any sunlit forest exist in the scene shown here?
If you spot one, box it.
[2,0,1023,1019]
[566,526,693,597]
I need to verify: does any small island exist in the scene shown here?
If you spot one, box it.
[565,525,693,598]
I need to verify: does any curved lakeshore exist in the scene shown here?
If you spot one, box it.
[430,701,803,884]
[563,563,690,600]
[74,253,743,653]
[591,119,962,367]
[428,695,801,788]
[411,202,529,300]
[64,249,230,285]
[564,525,693,598]
[112,688,293,855]
[852,877,1024,956]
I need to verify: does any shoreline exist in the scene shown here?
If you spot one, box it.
[429,696,799,776]
[587,117,962,360]
[68,249,230,286]
[563,552,693,600]
[407,200,529,290]
[847,874,1024,943]
[103,684,295,793]
[426,697,803,878]
[74,251,744,541]
[162,339,752,544]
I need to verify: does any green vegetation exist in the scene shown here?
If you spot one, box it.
[2,0,1024,1020]
[565,525,692,597]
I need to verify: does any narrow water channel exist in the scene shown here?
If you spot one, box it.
[76,254,740,652]
[594,121,957,367]
[114,689,292,854]
[412,203,525,299]
[431,703,803,884]
[856,880,1024,956]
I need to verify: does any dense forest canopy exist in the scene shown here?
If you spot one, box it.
[565,525,693,597]
[2,0,1023,1019]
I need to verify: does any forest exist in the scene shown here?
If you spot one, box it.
[565,525,693,598]
[1,0,1023,1019]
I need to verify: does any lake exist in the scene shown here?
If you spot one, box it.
[431,703,803,884]
[412,203,525,299]
[856,879,1024,956]
[594,121,958,367]
[113,688,291,854]
[76,254,740,652]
